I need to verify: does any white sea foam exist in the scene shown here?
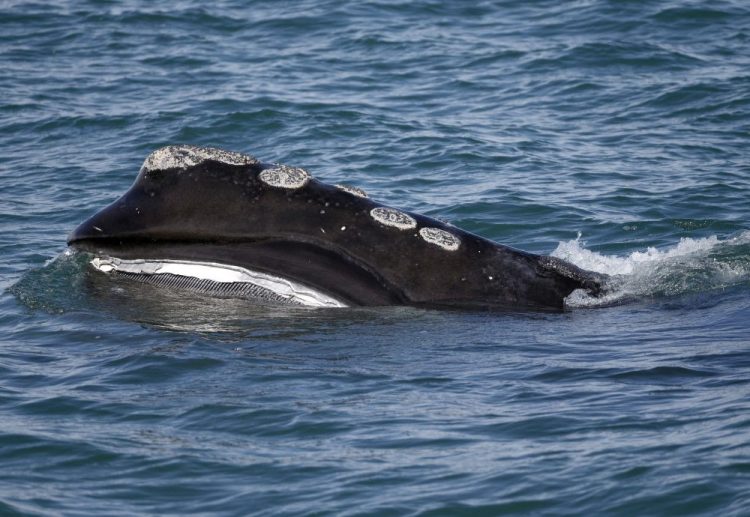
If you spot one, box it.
[553,231,750,307]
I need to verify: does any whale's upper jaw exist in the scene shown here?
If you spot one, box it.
[68,145,268,247]
[65,157,409,308]
[67,209,410,309]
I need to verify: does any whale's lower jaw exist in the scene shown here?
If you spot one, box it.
[70,239,407,307]
[89,256,349,308]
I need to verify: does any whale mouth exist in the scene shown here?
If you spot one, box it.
[88,256,349,308]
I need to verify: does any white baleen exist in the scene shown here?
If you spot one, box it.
[90,257,347,308]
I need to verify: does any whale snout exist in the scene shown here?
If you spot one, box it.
[67,200,128,246]
[67,215,106,245]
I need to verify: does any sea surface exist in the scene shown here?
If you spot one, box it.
[2,1,750,515]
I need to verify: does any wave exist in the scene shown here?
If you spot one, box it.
[555,231,750,307]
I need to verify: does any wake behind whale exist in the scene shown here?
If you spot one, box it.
[67,145,607,312]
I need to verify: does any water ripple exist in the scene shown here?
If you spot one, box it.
[2,0,750,514]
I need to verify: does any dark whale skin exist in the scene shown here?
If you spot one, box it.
[68,146,605,311]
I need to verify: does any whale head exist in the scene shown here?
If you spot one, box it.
[69,145,607,311]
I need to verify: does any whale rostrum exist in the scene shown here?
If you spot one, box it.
[68,145,606,311]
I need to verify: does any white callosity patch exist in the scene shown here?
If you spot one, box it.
[370,207,417,230]
[335,184,368,198]
[89,257,347,308]
[419,227,461,251]
[141,145,257,172]
[259,164,311,189]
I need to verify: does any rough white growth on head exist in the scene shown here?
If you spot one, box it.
[370,207,417,230]
[336,184,368,198]
[259,164,311,189]
[141,145,257,172]
[419,227,461,251]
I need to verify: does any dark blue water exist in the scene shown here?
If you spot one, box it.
[3,1,750,515]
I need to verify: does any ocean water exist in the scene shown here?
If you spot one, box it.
[2,0,750,515]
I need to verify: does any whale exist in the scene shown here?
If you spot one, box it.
[67,145,606,311]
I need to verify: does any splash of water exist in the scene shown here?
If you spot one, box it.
[554,231,750,307]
